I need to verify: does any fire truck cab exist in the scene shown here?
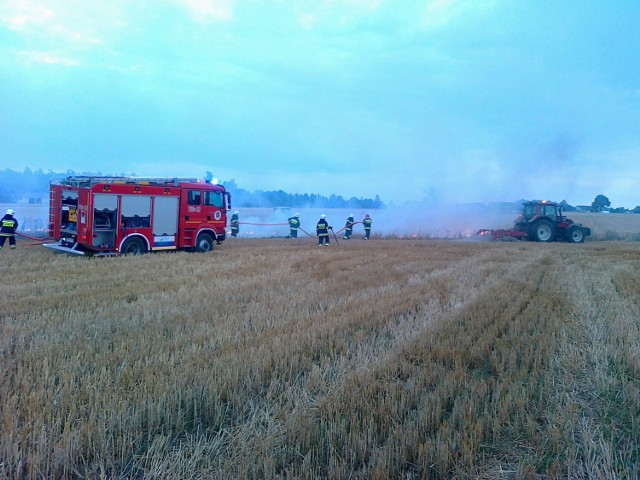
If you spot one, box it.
[44,176,231,256]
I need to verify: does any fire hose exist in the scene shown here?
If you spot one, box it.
[236,221,319,238]
[330,227,339,245]
[297,227,315,238]
[234,221,365,239]
[237,222,289,226]
[16,231,53,247]
[23,220,367,250]
[331,221,363,235]
[235,221,314,237]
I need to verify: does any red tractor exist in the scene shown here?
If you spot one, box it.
[478,200,591,243]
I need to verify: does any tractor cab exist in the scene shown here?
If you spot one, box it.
[522,201,561,222]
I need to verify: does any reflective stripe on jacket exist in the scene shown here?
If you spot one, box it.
[316,219,329,235]
[288,218,300,229]
[1,215,17,234]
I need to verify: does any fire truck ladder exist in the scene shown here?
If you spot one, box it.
[48,187,56,233]
[57,176,200,187]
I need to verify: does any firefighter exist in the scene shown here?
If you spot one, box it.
[287,213,300,238]
[362,213,372,240]
[0,208,18,250]
[230,211,239,237]
[316,214,331,246]
[343,214,354,239]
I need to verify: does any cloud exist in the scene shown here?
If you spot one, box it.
[172,0,233,22]
[1,0,105,54]
[295,0,383,30]
[17,50,80,66]
[420,0,496,30]
[2,0,53,31]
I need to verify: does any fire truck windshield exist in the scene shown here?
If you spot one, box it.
[204,191,224,208]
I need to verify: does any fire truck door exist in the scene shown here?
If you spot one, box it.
[184,189,206,223]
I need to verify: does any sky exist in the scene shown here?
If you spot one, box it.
[1,0,640,208]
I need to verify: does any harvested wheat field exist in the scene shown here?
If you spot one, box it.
[1,238,639,479]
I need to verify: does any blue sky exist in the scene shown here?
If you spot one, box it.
[1,0,640,207]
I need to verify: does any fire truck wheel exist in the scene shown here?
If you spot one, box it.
[196,233,214,253]
[121,237,146,255]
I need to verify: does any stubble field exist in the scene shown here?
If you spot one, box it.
[1,238,639,479]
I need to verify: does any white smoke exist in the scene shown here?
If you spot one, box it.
[231,204,519,239]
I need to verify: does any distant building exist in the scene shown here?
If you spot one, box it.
[18,195,44,205]
[575,206,592,212]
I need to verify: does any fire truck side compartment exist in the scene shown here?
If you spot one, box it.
[152,196,179,248]
[92,194,118,248]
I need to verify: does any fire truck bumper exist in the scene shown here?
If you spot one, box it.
[43,241,85,256]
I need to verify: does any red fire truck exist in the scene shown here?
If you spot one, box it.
[43,176,231,256]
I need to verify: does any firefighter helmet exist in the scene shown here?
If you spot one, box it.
[320,214,326,219]
[295,213,300,217]
[234,211,239,214]
[6,209,14,215]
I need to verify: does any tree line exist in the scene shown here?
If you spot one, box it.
[221,179,384,209]
[0,169,385,209]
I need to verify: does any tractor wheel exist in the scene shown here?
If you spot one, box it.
[531,219,556,242]
[121,237,146,255]
[566,226,585,243]
[196,233,214,253]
